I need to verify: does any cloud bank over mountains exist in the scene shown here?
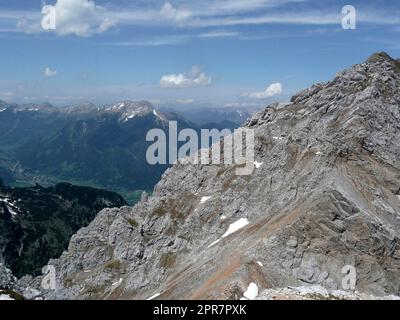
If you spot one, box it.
[160,66,212,89]
[246,83,283,99]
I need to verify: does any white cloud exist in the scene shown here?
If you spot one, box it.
[52,0,115,36]
[189,12,340,28]
[110,35,188,47]
[17,18,42,34]
[97,17,116,33]
[246,83,283,99]
[160,2,192,23]
[160,66,212,88]
[16,0,115,36]
[198,30,240,38]
[44,67,58,77]
[6,1,400,39]
[176,99,194,104]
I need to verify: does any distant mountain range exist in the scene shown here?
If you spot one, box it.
[0,100,249,203]
[0,179,126,277]
[159,105,253,128]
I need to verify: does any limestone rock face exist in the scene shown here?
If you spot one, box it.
[0,263,16,290]
[256,286,400,300]
[30,52,400,299]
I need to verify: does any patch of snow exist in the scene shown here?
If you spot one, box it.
[207,239,221,248]
[107,102,127,111]
[220,215,227,220]
[153,109,158,117]
[254,161,263,169]
[0,197,20,217]
[200,196,212,204]
[0,108,6,112]
[272,136,283,140]
[124,110,140,121]
[7,205,18,216]
[316,151,323,155]
[0,294,14,300]
[257,261,263,267]
[112,278,123,286]
[243,283,259,300]
[207,218,249,248]
[222,218,249,238]
[146,293,160,300]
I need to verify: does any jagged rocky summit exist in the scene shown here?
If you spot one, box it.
[24,52,400,300]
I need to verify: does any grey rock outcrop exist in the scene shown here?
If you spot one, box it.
[29,52,400,299]
[256,286,400,300]
[0,263,16,290]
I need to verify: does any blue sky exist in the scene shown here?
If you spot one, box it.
[0,0,399,108]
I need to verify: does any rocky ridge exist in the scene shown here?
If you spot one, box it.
[22,52,400,300]
[256,285,400,300]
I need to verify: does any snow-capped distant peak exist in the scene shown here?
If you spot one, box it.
[153,108,169,122]
[104,101,155,122]
[0,197,21,218]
